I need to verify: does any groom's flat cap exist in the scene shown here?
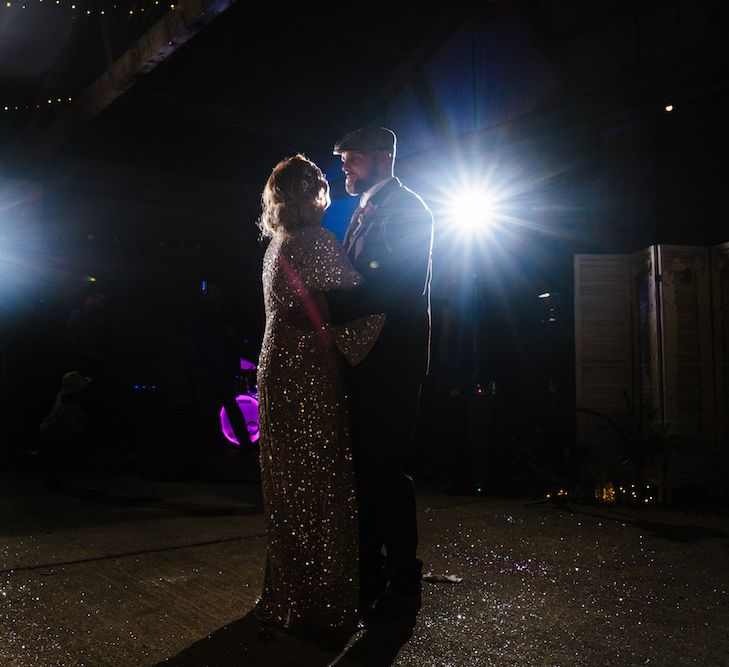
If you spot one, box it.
[333,127,396,156]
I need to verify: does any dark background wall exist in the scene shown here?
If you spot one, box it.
[1,0,728,485]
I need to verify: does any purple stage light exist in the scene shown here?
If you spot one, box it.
[220,394,260,446]
[220,358,259,446]
[239,357,256,370]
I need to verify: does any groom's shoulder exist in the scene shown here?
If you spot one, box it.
[384,179,431,213]
[387,185,433,224]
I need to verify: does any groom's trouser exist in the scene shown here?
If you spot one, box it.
[346,361,423,603]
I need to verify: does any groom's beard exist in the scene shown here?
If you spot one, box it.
[344,175,360,196]
[345,174,375,196]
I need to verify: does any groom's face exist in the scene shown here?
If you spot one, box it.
[340,149,382,196]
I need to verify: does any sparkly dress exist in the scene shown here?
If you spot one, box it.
[255,224,384,630]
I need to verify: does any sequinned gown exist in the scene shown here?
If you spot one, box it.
[255,225,384,630]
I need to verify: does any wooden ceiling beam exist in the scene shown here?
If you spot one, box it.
[14,0,239,167]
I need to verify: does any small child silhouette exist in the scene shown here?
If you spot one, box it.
[39,370,91,491]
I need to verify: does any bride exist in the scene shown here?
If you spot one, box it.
[253,153,384,632]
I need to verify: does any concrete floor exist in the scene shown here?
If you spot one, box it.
[2,446,729,667]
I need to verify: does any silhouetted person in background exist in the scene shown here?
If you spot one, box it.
[63,285,123,453]
[38,370,91,492]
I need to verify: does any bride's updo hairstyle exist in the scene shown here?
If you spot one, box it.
[258,153,331,238]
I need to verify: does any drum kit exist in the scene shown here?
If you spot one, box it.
[219,357,259,446]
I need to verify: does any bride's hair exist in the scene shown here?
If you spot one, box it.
[258,153,331,238]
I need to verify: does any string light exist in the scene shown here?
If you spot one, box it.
[2,96,72,113]
[0,0,175,15]
[0,1,178,111]
[595,481,657,505]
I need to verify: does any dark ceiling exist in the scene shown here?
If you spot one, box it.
[2,0,729,259]
[4,0,727,189]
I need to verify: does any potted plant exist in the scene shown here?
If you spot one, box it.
[575,391,705,505]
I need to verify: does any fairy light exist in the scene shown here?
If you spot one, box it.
[597,481,658,505]
[2,96,73,112]
[597,482,616,503]
[0,0,173,15]
[1,0,176,112]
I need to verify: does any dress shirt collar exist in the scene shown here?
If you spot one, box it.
[359,176,395,208]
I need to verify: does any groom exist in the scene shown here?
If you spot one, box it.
[324,126,434,619]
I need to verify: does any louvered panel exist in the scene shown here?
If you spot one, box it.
[630,246,662,417]
[574,254,633,414]
[657,245,715,497]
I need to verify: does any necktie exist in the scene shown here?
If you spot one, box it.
[343,205,363,251]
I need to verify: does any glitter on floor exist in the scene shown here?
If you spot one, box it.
[1,453,728,667]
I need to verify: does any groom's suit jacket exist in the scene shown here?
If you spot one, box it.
[327,177,434,381]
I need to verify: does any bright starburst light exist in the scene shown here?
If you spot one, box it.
[449,190,498,233]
